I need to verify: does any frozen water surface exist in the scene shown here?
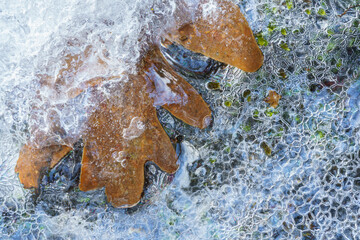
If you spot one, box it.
[1,0,360,239]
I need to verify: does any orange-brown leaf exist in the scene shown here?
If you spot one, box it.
[15,144,72,189]
[79,77,178,207]
[264,90,282,108]
[167,0,264,72]
[142,47,212,129]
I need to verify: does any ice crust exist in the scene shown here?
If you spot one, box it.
[1,0,360,239]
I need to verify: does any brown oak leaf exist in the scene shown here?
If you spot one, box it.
[15,0,263,208]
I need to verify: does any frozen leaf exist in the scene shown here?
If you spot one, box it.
[264,90,282,108]
[260,142,271,156]
[278,69,287,79]
[15,144,72,189]
[16,0,263,208]
[167,0,264,72]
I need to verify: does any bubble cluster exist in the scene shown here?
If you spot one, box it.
[1,0,360,239]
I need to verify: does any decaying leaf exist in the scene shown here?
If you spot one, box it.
[16,0,263,208]
[15,144,72,189]
[260,142,272,156]
[168,0,264,72]
[264,90,281,108]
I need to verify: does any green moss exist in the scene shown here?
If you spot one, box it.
[209,158,216,164]
[253,109,259,118]
[281,28,287,36]
[305,9,311,15]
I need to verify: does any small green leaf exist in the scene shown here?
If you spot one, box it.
[267,22,277,32]
[315,130,325,139]
[257,35,268,46]
[280,41,290,51]
[348,38,355,47]
[209,158,216,164]
[281,28,287,36]
[326,41,336,52]
[353,20,359,28]
[243,125,251,132]
[327,29,334,36]
[336,59,342,68]
[305,9,311,15]
[318,8,326,16]
[286,0,293,9]
[79,197,91,203]
[331,68,339,74]
[265,109,278,117]
[224,100,232,107]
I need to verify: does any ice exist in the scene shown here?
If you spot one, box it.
[1,0,360,239]
[122,117,146,140]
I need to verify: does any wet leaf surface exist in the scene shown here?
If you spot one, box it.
[15,0,263,208]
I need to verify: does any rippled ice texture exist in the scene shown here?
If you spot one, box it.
[1,0,360,239]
